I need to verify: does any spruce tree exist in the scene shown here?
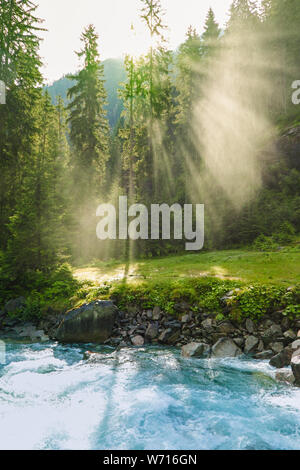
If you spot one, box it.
[202,8,221,56]
[67,25,109,260]
[0,0,44,248]
[5,93,67,283]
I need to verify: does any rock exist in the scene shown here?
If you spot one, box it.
[254,350,274,360]
[264,319,275,329]
[269,324,282,336]
[245,319,255,334]
[152,306,161,321]
[174,301,190,313]
[164,320,181,329]
[292,347,300,359]
[145,324,159,341]
[146,310,153,320]
[257,340,264,352]
[166,329,181,345]
[211,338,242,358]
[55,300,117,343]
[181,314,190,324]
[283,330,297,341]
[30,330,49,342]
[233,337,244,347]
[281,317,290,330]
[291,355,300,385]
[217,322,235,334]
[298,330,300,338]
[291,339,300,350]
[244,336,259,354]
[269,347,293,368]
[201,318,213,330]
[263,324,282,344]
[131,335,144,346]
[158,328,180,345]
[270,342,284,354]
[275,369,295,385]
[181,342,210,358]
[4,297,26,315]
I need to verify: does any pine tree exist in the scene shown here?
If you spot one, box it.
[67,25,109,260]
[5,93,67,283]
[140,0,167,198]
[175,26,202,125]
[67,25,109,191]
[202,8,221,56]
[0,0,44,248]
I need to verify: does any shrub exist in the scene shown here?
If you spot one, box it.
[253,234,278,252]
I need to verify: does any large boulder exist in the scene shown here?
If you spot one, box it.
[262,324,282,345]
[158,328,180,345]
[181,342,210,358]
[145,323,159,341]
[55,300,117,343]
[211,338,242,358]
[244,336,259,354]
[269,347,293,368]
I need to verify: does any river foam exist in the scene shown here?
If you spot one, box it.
[0,342,300,450]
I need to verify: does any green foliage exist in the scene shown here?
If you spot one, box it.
[273,222,296,244]
[226,284,300,321]
[253,234,278,252]
[2,264,80,321]
[227,285,284,320]
[253,223,296,251]
[110,277,240,315]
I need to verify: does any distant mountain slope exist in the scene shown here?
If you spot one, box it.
[46,58,126,129]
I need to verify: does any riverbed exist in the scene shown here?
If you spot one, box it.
[0,342,300,450]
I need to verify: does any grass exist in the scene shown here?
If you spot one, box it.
[73,248,300,287]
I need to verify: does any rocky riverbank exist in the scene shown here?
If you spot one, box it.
[1,293,300,386]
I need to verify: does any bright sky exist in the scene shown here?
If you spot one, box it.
[37,0,233,84]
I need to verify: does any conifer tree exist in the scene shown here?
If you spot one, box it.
[5,93,67,283]
[140,0,167,198]
[202,8,221,56]
[0,0,44,248]
[67,25,109,260]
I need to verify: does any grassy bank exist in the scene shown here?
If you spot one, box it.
[71,247,300,322]
[74,248,300,286]
[1,247,299,323]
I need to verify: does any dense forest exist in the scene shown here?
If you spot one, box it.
[0,0,300,301]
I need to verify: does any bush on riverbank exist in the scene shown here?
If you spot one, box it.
[72,277,300,322]
[0,263,80,321]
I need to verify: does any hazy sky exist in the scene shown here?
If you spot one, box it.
[37,0,233,84]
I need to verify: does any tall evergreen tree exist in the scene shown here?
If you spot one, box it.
[67,25,109,260]
[0,0,44,248]
[202,8,221,56]
[140,0,167,198]
[4,93,67,283]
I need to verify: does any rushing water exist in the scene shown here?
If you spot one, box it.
[0,341,300,450]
